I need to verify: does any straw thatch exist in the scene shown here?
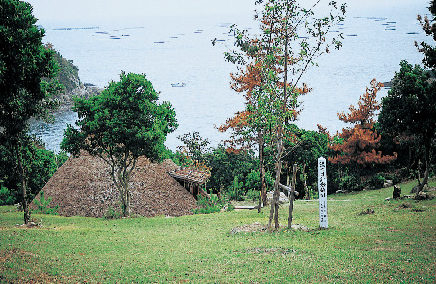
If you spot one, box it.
[30,151,197,217]
[168,168,211,184]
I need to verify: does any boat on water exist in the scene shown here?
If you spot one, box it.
[171,82,186,87]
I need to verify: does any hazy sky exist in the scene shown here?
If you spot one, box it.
[29,0,428,26]
[29,0,257,25]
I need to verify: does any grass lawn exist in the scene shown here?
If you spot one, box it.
[1,179,435,283]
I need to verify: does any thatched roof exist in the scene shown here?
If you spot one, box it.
[30,152,197,218]
[168,168,211,184]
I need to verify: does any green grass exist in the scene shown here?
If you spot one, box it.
[1,180,435,283]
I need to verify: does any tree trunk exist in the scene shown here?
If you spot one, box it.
[258,132,266,213]
[285,164,290,196]
[288,164,297,228]
[268,137,284,230]
[16,143,30,224]
[302,163,310,200]
[416,159,422,186]
[412,146,430,193]
[125,182,131,217]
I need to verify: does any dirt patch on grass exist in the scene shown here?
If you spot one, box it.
[0,248,38,264]
[0,248,82,283]
[238,247,297,255]
[230,222,310,234]
[230,222,268,234]
[358,208,375,215]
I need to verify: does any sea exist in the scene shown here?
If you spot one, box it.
[27,0,431,153]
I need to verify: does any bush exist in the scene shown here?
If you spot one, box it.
[104,206,122,219]
[225,175,245,201]
[245,170,260,193]
[0,184,14,205]
[204,146,257,194]
[244,189,260,202]
[366,174,386,189]
[56,151,69,168]
[306,184,318,199]
[244,170,274,193]
[337,172,362,192]
[383,171,402,185]
[193,195,225,214]
[33,191,59,215]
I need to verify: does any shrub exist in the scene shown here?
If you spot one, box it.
[244,189,260,202]
[337,172,362,192]
[193,195,224,214]
[366,174,386,189]
[383,171,402,185]
[306,184,318,199]
[225,175,245,201]
[0,141,65,205]
[104,206,122,219]
[0,184,14,205]
[33,191,59,215]
[204,146,257,194]
[245,170,260,193]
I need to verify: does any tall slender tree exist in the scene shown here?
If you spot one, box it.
[0,0,59,224]
[222,0,345,229]
[219,61,269,211]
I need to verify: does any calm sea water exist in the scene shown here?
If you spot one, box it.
[27,0,430,153]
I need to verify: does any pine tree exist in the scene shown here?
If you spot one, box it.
[329,79,396,167]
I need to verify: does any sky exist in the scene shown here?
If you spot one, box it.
[29,0,428,22]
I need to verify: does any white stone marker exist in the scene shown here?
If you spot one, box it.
[318,157,328,228]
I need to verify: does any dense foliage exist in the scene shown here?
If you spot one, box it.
[0,0,60,223]
[379,61,436,192]
[45,43,80,92]
[0,141,67,206]
[416,0,436,69]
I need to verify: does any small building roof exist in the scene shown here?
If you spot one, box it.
[168,168,211,184]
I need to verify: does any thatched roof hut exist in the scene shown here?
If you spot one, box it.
[31,152,198,218]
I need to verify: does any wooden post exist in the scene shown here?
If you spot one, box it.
[318,157,328,229]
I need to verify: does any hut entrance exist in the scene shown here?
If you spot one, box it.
[168,168,210,200]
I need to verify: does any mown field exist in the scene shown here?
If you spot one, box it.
[1,180,435,283]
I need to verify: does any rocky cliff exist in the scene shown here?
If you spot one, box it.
[47,44,101,110]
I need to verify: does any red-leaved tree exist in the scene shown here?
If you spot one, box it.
[329,79,397,168]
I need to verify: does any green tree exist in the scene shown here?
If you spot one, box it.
[204,145,258,194]
[416,0,436,69]
[378,61,436,193]
[61,72,177,217]
[0,0,59,223]
[177,131,211,165]
[283,126,330,199]
[0,141,64,203]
